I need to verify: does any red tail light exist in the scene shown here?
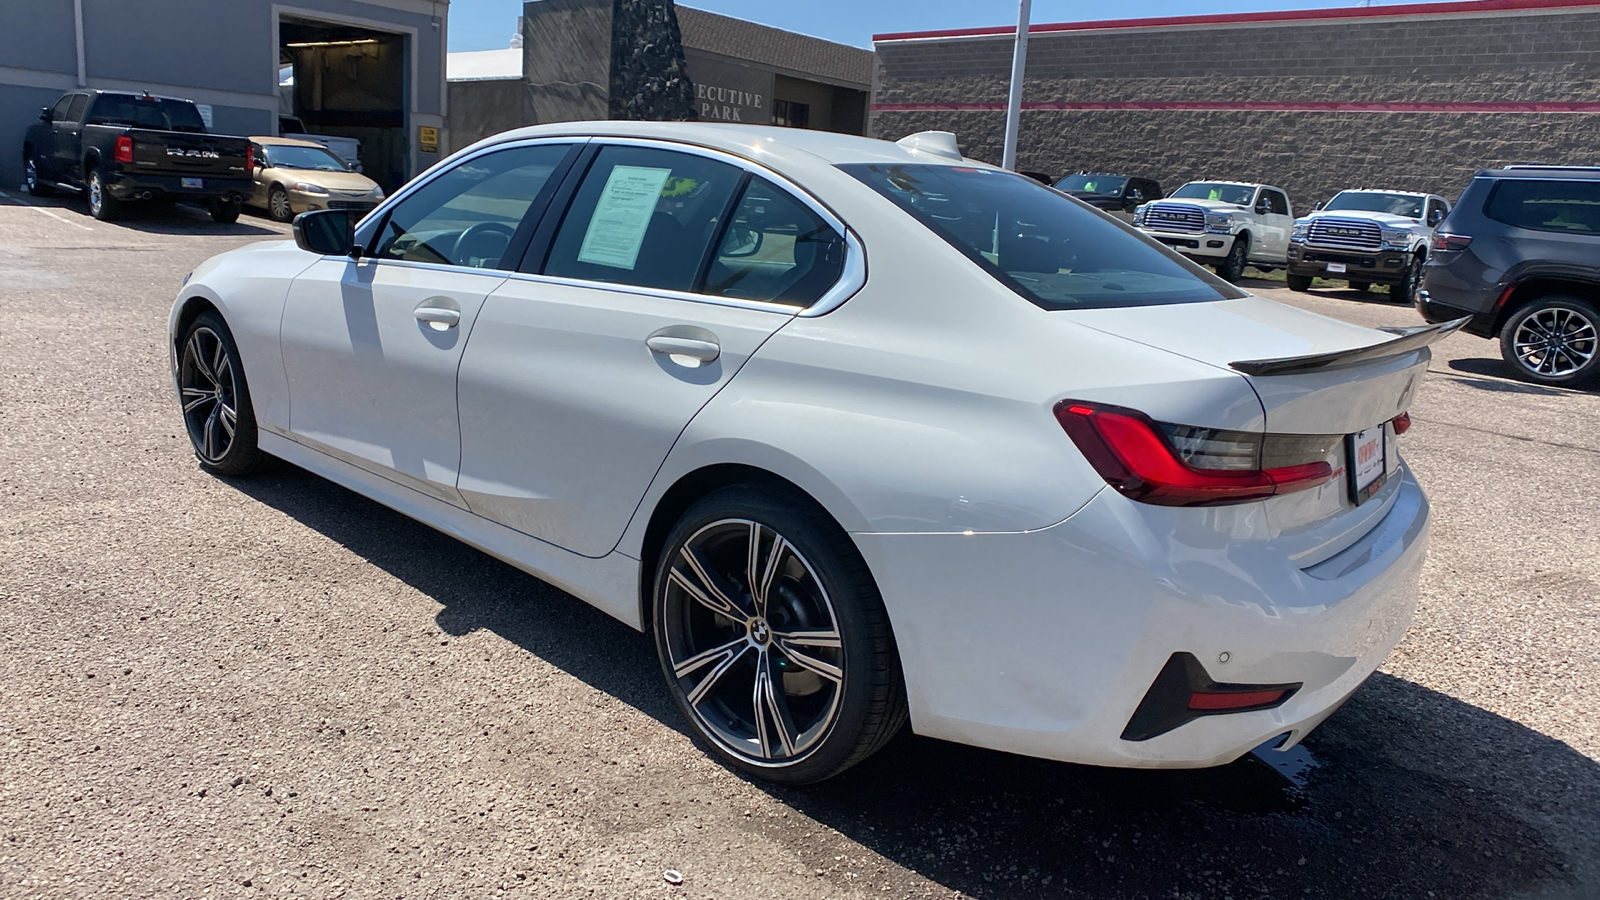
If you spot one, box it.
[1053,401,1334,507]
[1430,232,1472,252]
[245,144,254,171]
[114,135,134,164]
[1392,412,1411,435]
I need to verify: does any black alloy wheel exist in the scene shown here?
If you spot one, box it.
[1391,254,1424,305]
[1215,235,1249,283]
[268,185,294,222]
[24,153,51,196]
[653,484,907,784]
[1499,296,1600,389]
[178,312,267,475]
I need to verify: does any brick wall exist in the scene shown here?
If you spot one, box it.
[872,2,1600,209]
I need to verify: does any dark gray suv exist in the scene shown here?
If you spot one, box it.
[1419,166,1600,388]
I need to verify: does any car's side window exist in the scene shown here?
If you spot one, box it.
[64,94,88,123]
[1265,190,1290,215]
[703,176,845,306]
[50,96,73,121]
[542,145,743,293]
[1426,198,1448,222]
[371,143,572,270]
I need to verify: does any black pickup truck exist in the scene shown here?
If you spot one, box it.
[22,90,253,222]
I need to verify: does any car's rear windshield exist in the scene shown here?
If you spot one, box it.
[1324,191,1422,218]
[1484,178,1600,234]
[840,163,1242,310]
[88,95,206,133]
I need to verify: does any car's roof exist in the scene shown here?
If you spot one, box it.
[250,136,329,148]
[1179,180,1261,186]
[474,121,999,173]
[1479,165,1600,180]
[1336,188,1431,197]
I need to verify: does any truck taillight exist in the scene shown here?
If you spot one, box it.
[1054,401,1336,507]
[114,135,134,164]
[245,145,254,171]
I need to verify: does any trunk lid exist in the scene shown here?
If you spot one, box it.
[1057,296,1441,435]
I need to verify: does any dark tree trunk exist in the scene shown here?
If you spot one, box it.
[609,0,697,121]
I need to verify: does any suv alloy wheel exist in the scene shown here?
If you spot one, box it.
[1500,296,1600,388]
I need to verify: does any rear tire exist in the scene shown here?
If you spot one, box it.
[178,312,268,476]
[24,152,52,197]
[86,168,118,221]
[208,198,241,224]
[1215,235,1249,283]
[652,483,908,784]
[1286,273,1314,292]
[1498,295,1600,389]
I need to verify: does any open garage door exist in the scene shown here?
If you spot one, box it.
[279,16,408,193]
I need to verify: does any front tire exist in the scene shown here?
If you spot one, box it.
[86,168,117,221]
[178,312,267,476]
[24,152,52,196]
[267,185,294,222]
[1286,273,1314,292]
[1215,235,1248,283]
[1499,296,1600,389]
[1391,254,1424,305]
[652,484,907,784]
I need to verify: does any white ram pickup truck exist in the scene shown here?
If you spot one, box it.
[1285,189,1451,304]
[1133,181,1293,282]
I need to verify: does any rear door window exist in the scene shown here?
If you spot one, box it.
[1485,179,1600,233]
[703,176,845,306]
[842,163,1242,310]
[541,145,743,293]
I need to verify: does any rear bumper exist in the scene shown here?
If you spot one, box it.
[1141,229,1234,259]
[1288,245,1411,283]
[105,171,252,203]
[854,469,1429,769]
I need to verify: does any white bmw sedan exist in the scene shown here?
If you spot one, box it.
[169,122,1456,784]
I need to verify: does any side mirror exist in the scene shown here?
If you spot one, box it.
[1428,209,1445,227]
[40,107,51,122]
[293,208,359,256]
[1255,200,1272,215]
[720,225,763,258]
[1123,195,1139,212]
[1313,200,1325,211]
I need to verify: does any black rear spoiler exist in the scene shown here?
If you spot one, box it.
[1229,316,1469,377]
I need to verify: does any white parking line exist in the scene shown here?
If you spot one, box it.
[0,188,95,231]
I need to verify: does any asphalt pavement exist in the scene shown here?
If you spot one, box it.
[1,193,1597,900]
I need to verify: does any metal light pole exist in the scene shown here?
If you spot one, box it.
[1000,0,1032,171]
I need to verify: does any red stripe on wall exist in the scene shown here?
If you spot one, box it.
[872,0,1600,42]
[870,100,1600,114]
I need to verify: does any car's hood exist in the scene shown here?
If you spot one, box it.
[266,168,379,192]
[1305,210,1421,228]
[1055,296,1431,434]
[1150,197,1250,213]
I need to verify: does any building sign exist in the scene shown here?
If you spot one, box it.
[418,125,439,153]
[684,53,773,126]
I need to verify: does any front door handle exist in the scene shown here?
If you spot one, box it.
[414,307,461,330]
[646,335,720,363]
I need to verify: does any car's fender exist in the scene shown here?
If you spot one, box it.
[169,241,321,433]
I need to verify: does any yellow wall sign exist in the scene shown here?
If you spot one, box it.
[418,125,438,153]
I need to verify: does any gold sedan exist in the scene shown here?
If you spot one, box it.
[247,136,384,223]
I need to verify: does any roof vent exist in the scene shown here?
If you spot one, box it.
[896,131,963,161]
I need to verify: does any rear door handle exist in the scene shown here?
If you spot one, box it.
[646,335,720,363]
[414,307,461,330]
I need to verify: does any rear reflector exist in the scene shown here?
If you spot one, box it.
[1122,653,1302,742]
[1054,401,1335,507]
[1189,689,1290,711]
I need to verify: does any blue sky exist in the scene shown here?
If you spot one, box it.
[446,0,1471,51]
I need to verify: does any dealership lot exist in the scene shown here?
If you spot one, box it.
[1,197,1597,899]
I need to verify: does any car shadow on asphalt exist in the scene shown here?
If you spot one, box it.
[13,194,284,237]
[1443,357,1583,396]
[229,464,1598,900]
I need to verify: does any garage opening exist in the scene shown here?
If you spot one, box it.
[278,16,408,193]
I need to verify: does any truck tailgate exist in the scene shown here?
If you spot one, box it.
[126,129,251,179]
